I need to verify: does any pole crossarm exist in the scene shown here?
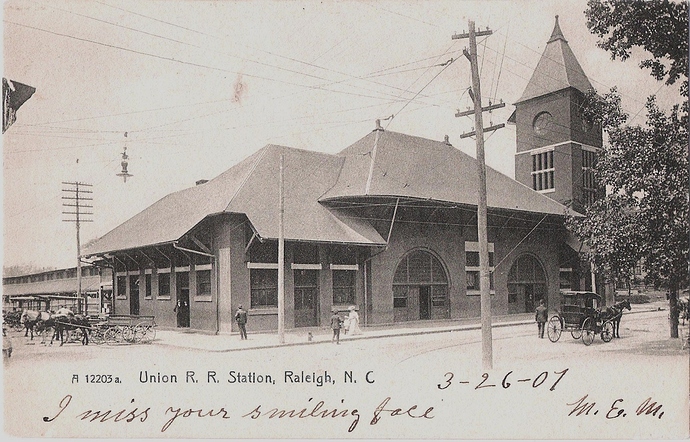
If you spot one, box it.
[459,123,506,139]
[452,29,493,39]
[456,101,505,117]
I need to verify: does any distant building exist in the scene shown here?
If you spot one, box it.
[79,17,601,333]
[2,265,112,315]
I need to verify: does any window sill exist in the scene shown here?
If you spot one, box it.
[466,290,496,296]
[115,296,127,300]
[157,296,171,301]
[249,307,278,315]
[194,296,212,302]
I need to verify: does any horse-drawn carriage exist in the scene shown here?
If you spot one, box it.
[89,315,156,345]
[546,291,630,346]
[16,310,156,346]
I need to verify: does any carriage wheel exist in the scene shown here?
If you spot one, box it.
[547,316,562,342]
[71,328,85,344]
[132,324,146,344]
[133,323,156,343]
[571,328,583,339]
[601,321,614,342]
[144,326,156,343]
[122,326,136,343]
[90,327,105,345]
[582,318,595,346]
[105,327,123,345]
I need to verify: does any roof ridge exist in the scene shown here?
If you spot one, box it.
[223,145,271,213]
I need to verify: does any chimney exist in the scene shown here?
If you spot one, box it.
[196,179,209,186]
[444,135,452,147]
[374,119,383,132]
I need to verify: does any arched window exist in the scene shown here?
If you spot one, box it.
[507,254,547,313]
[392,250,449,320]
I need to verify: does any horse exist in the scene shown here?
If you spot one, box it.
[20,310,51,340]
[52,315,90,346]
[602,299,632,339]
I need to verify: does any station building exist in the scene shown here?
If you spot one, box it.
[82,17,601,333]
[2,265,112,315]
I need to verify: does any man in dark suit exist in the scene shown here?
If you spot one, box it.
[535,299,548,338]
[235,305,248,340]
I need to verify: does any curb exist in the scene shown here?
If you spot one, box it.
[152,307,662,353]
[155,319,535,353]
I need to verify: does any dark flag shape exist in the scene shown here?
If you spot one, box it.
[3,78,36,133]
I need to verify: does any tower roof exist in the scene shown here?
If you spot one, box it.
[516,15,593,104]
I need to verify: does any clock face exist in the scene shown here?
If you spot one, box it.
[533,112,553,135]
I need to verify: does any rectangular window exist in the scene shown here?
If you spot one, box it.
[582,150,597,206]
[393,285,408,308]
[158,272,171,299]
[465,242,495,294]
[116,275,127,299]
[531,150,555,191]
[332,270,356,305]
[250,269,278,308]
[559,268,572,290]
[144,274,152,299]
[196,270,212,298]
[465,271,494,290]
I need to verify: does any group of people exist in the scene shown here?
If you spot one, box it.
[331,306,361,344]
[233,304,361,343]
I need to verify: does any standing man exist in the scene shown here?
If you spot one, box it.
[535,299,548,338]
[235,305,248,340]
[330,308,342,344]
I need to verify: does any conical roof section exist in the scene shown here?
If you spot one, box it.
[516,15,593,104]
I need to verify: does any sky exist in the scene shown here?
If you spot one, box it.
[2,0,684,272]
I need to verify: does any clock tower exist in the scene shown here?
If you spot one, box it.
[512,16,603,214]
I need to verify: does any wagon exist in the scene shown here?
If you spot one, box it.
[89,315,156,345]
[546,291,614,345]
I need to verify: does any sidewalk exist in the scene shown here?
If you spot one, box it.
[153,301,662,352]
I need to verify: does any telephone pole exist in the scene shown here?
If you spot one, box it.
[62,181,93,313]
[278,152,285,344]
[453,21,505,370]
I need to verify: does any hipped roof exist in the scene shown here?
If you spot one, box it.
[516,16,593,104]
[83,145,386,256]
[84,130,575,257]
[321,130,574,216]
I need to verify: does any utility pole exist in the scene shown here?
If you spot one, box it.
[278,152,285,344]
[62,181,93,313]
[453,21,504,370]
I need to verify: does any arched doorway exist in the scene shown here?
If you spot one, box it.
[392,249,449,321]
[507,254,547,314]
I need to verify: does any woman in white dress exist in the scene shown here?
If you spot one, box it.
[347,306,362,335]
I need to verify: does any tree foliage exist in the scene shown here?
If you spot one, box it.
[569,88,688,337]
[585,0,688,96]
[581,0,689,338]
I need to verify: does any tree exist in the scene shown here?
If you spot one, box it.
[570,89,688,338]
[580,0,689,338]
[565,193,644,294]
[585,0,688,96]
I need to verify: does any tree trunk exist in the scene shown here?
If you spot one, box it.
[669,283,679,338]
